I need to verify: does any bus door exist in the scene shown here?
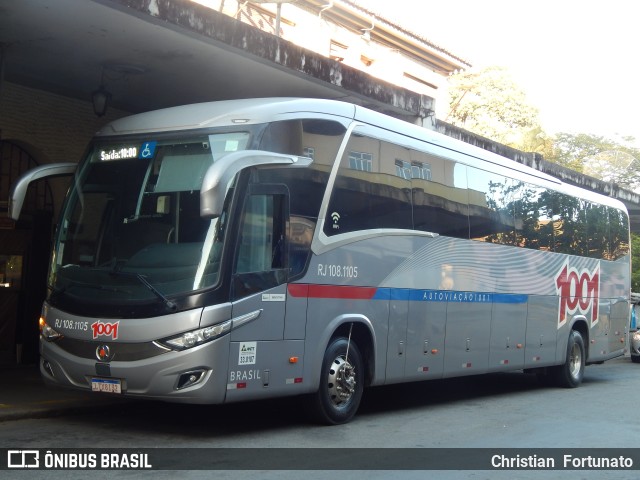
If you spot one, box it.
[226,184,304,398]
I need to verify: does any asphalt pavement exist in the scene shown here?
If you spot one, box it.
[0,363,127,422]
[2,351,635,422]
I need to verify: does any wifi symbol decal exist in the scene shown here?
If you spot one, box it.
[331,212,340,230]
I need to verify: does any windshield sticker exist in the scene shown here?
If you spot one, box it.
[139,141,157,159]
[330,211,341,231]
[238,342,257,365]
[225,140,240,151]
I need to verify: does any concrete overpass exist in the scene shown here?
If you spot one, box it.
[0,0,437,123]
[1,0,638,231]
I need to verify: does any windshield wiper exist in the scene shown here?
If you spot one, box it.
[110,271,177,312]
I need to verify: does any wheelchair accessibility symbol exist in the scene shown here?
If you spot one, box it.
[139,141,157,159]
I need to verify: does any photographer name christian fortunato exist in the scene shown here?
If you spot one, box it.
[492,453,634,469]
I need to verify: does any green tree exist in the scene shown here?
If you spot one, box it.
[445,66,639,288]
[518,125,556,161]
[446,66,542,149]
[548,133,640,190]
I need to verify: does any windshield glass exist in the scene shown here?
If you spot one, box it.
[49,132,250,310]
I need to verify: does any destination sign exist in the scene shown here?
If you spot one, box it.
[100,147,138,161]
[98,141,156,161]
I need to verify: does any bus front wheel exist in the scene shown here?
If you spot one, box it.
[554,329,585,388]
[311,337,364,425]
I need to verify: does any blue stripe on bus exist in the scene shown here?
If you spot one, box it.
[289,284,529,304]
[373,288,528,304]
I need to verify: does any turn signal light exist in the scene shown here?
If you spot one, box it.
[39,319,63,342]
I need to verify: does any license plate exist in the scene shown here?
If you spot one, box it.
[91,378,122,394]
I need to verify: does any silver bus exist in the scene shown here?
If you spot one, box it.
[10,98,631,424]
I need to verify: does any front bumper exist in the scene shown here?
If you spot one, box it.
[39,335,230,404]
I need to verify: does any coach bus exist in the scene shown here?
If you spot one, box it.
[10,98,631,424]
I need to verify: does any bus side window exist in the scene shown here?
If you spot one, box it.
[609,207,630,260]
[253,167,325,279]
[412,153,469,239]
[289,216,315,277]
[324,134,413,236]
[467,168,516,246]
[232,189,288,300]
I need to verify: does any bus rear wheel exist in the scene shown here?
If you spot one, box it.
[554,329,585,388]
[311,337,364,425]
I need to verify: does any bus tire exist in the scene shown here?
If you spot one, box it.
[631,355,640,364]
[310,337,364,425]
[554,330,585,388]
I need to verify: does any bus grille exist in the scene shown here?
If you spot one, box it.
[53,337,170,361]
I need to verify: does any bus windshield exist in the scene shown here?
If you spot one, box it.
[49,132,250,311]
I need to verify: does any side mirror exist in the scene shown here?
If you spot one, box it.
[9,163,76,220]
[200,150,312,218]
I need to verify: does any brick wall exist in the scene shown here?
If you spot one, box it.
[0,82,130,214]
[0,82,129,165]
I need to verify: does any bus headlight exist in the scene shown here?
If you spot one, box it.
[39,318,63,342]
[160,320,231,350]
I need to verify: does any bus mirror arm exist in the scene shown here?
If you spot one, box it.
[200,150,312,218]
[9,162,77,220]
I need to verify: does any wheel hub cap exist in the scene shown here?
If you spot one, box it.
[569,343,581,379]
[328,356,356,405]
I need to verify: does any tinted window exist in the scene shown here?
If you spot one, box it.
[609,207,630,260]
[510,184,547,251]
[324,132,412,236]
[260,119,346,166]
[553,194,586,255]
[468,168,516,246]
[411,151,469,238]
[250,169,323,279]
[584,203,610,259]
[311,124,628,262]
[257,119,347,276]
[232,190,288,299]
